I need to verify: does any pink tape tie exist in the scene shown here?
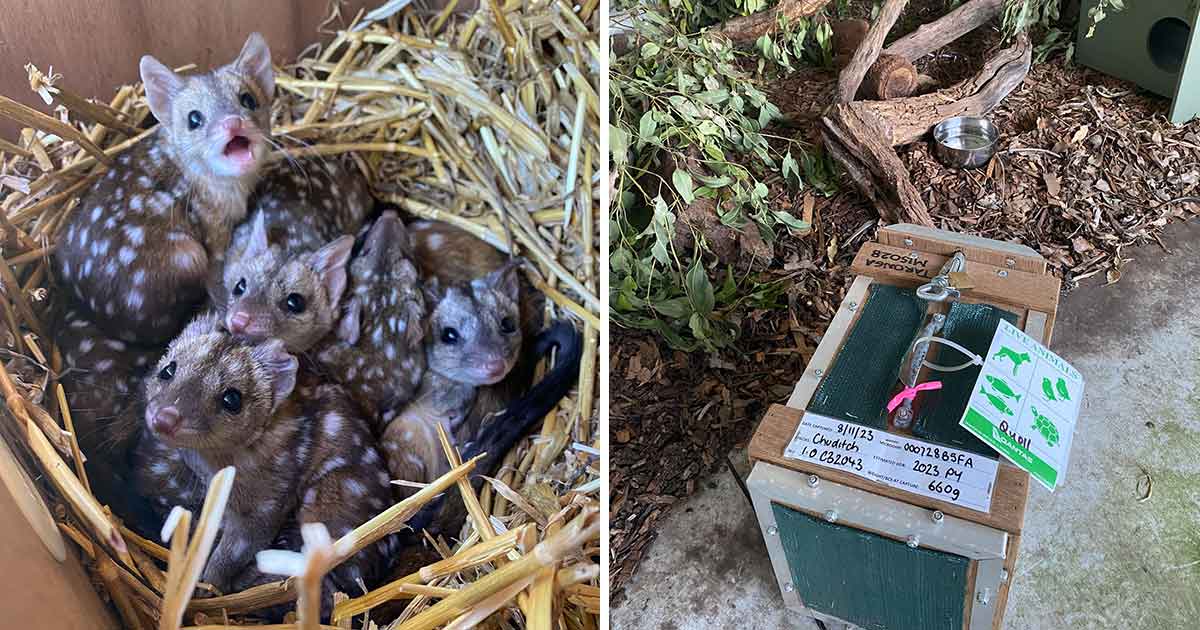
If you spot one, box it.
[886,381,943,413]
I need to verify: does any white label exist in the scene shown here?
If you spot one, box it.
[784,412,999,513]
[959,318,1084,491]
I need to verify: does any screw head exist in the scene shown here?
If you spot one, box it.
[906,535,919,548]
[767,525,779,536]
[903,238,914,246]
[784,582,795,593]
[814,368,824,377]
[807,474,820,488]
[909,251,920,260]
[1005,258,1016,268]
[976,590,991,605]
[998,270,1009,278]
[823,510,837,523]
[931,510,945,524]
[847,301,858,311]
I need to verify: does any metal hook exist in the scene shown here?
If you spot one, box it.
[916,251,967,303]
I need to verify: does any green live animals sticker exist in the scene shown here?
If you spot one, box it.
[960,319,1084,491]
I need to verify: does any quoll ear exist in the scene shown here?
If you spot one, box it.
[337,296,362,344]
[422,276,445,304]
[233,32,275,102]
[477,260,521,300]
[245,212,270,258]
[309,235,354,309]
[251,339,298,411]
[139,55,183,125]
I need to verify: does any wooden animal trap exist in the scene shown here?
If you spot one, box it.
[748,224,1062,630]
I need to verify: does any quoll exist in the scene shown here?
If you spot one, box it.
[55,32,274,343]
[315,211,427,420]
[132,313,393,595]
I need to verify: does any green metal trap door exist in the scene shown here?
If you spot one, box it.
[772,501,971,630]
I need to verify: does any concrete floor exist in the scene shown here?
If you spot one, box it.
[613,220,1200,630]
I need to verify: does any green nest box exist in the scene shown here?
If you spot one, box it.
[1075,0,1200,123]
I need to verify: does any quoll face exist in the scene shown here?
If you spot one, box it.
[140,32,275,181]
[143,314,297,452]
[220,213,353,352]
[425,264,522,386]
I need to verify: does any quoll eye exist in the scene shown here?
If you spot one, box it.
[187,110,204,130]
[158,361,176,381]
[233,278,247,296]
[283,293,307,314]
[500,317,517,335]
[441,327,459,345]
[221,388,242,414]
[239,91,258,111]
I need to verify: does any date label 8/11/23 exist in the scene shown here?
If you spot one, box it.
[784,413,999,513]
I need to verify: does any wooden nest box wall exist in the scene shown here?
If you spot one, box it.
[1075,0,1200,123]
[748,224,1062,630]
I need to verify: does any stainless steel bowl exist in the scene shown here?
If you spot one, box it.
[932,116,998,169]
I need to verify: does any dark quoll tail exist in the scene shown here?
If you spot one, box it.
[408,319,583,532]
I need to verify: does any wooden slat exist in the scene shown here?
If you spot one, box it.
[877,224,1046,274]
[850,242,1060,316]
[748,404,1030,534]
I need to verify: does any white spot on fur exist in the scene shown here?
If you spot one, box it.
[78,338,94,354]
[132,270,146,286]
[90,206,102,222]
[129,195,143,211]
[323,413,341,437]
[344,479,367,497]
[303,487,317,505]
[138,175,151,188]
[125,225,145,245]
[104,339,126,351]
[427,234,445,249]
[126,289,144,309]
[119,246,136,265]
[81,259,93,277]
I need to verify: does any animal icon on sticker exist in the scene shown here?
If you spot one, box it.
[993,346,1030,376]
[980,386,1015,416]
[984,375,1020,400]
[1031,406,1060,447]
[1041,376,1072,403]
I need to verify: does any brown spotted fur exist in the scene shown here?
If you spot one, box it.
[132,314,393,595]
[54,33,274,344]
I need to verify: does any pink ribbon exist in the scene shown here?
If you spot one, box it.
[887,381,943,413]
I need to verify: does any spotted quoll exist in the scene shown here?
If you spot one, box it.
[55,33,274,344]
[131,313,393,595]
[382,263,522,494]
[314,211,427,421]
[213,158,368,351]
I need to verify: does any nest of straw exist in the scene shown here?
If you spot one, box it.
[0,1,600,628]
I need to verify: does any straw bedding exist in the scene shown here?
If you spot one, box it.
[0,1,599,628]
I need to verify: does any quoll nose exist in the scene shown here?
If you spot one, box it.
[228,311,251,334]
[148,405,182,437]
[485,359,507,377]
[219,115,245,134]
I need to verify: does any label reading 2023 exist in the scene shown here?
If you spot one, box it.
[784,413,998,512]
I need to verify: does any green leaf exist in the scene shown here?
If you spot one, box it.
[672,169,695,204]
[638,111,657,146]
[685,259,715,316]
[652,297,692,319]
[641,42,661,58]
[773,210,812,234]
[610,125,629,168]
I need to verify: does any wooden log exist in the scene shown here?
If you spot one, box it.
[717,0,834,42]
[863,54,918,99]
[885,0,1006,61]
[836,0,908,103]
[821,102,933,226]
[821,34,1031,227]
[864,32,1032,146]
